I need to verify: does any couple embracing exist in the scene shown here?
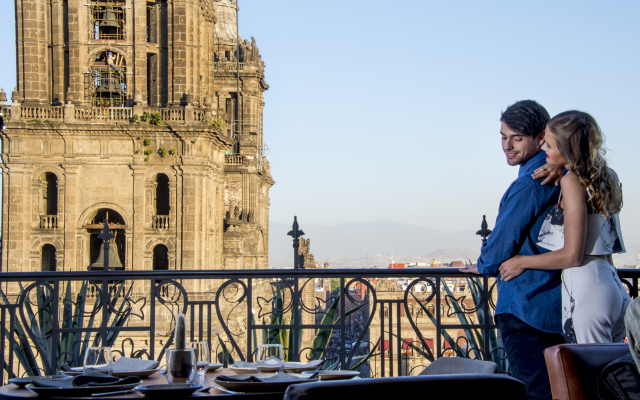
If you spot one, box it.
[461,100,630,400]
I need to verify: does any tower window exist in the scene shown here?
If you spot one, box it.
[91,1,126,40]
[90,51,127,107]
[41,244,57,272]
[155,174,170,215]
[42,172,58,215]
[153,244,169,270]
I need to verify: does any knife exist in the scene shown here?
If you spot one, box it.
[91,389,136,397]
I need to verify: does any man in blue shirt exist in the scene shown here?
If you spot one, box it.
[461,100,564,400]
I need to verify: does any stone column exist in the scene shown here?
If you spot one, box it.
[131,165,146,270]
[51,0,66,104]
[62,164,80,270]
[16,0,49,104]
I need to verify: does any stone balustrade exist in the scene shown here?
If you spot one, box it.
[2,103,222,127]
[152,215,170,229]
[39,215,58,229]
[214,62,246,72]
[225,155,243,165]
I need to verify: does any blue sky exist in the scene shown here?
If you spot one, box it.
[0,0,638,246]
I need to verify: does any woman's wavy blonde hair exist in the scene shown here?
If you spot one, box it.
[547,110,622,217]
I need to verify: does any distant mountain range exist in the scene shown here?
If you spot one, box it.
[268,220,481,268]
[268,219,640,268]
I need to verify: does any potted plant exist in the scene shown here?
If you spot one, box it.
[166,314,197,384]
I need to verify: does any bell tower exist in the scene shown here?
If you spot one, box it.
[213,0,274,270]
[1,0,273,273]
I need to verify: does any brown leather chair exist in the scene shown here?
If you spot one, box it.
[544,343,630,400]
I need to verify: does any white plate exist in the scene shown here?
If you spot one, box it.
[229,365,258,374]
[61,367,160,378]
[214,373,318,393]
[303,370,360,380]
[208,363,223,372]
[26,381,140,397]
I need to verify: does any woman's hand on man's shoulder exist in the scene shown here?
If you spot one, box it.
[532,163,565,186]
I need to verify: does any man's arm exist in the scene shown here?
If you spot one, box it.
[473,180,542,277]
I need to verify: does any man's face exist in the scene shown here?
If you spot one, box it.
[500,122,544,166]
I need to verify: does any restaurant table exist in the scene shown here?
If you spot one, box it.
[0,369,285,400]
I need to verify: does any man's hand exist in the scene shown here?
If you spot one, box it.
[532,163,564,186]
[498,256,526,282]
[459,264,481,275]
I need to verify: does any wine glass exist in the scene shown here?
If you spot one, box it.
[186,341,210,383]
[166,348,197,384]
[256,344,284,373]
[83,347,113,375]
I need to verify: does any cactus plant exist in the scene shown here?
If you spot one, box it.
[166,313,195,383]
[175,314,186,350]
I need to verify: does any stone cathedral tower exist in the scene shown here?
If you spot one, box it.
[1,0,274,274]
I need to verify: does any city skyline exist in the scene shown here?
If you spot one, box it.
[0,0,638,247]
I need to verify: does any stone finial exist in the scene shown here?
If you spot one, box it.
[133,91,143,105]
[0,88,6,103]
[11,87,20,104]
[203,96,213,107]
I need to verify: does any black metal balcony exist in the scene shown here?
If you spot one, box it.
[0,266,637,383]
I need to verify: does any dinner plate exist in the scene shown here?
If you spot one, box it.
[229,365,258,374]
[214,373,319,393]
[136,383,202,397]
[61,367,161,378]
[283,362,322,373]
[302,370,360,380]
[8,375,69,388]
[208,363,223,372]
[25,382,140,397]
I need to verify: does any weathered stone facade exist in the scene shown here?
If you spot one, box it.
[1,0,274,274]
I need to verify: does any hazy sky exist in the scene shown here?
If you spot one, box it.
[0,0,638,245]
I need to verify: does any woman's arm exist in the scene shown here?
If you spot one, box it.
[498,173,587,281]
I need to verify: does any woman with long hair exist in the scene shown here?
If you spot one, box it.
[498,110,630,344]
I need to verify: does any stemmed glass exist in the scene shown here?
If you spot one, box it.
[186,341,210,384]
[256,344,284,373]
[83,347,113,375]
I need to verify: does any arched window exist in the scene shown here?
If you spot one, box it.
[41,244,57,271]
[85,209,126,270]
[42,172,58,215]
[90,51,126,107]
[153,244,168,270]
[155,174,170,215]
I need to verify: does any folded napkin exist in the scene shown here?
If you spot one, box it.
[232,359,323,369]
[31,375,141,389]
[112,357,159,372]
[216,372,309,383]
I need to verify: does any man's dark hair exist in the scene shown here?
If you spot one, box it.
[500,100,550,137]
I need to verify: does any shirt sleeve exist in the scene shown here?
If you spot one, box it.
[477,179,542,277]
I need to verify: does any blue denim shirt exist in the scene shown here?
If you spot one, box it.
[477,151,562,334]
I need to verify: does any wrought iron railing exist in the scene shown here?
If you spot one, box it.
[0,266,636,383]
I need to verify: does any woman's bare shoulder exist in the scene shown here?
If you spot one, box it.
[560,172,587,202]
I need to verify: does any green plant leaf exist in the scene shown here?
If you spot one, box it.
[410,292,457,359]
[349,340,380,370]
[217,334,235,366]
[388,331,434,362]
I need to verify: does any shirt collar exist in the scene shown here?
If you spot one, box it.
[518,150,546,177]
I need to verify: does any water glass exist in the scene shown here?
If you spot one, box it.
[166,348,197,384]
[83,347,113,375]
[186,341,210,382]
[256,344,284,373]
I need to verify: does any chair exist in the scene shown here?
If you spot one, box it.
[418,356,498,375]
[283,374,526,400]
[544,343,630,400]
